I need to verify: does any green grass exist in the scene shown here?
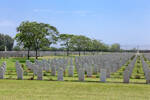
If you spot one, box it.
[0,56,150,100]
[0,80,150,100]
[131,56,145,79]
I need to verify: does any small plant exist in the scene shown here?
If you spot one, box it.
[49,78,53,81]
[96,75,99,78]
[21,64,25,70]
[122,68,125,71]
[24,71,28,75]
[43,72,48,76]
[135,75,141,79]
[119,72,122,75]
[137,70,139,74]
[137,60,140,64]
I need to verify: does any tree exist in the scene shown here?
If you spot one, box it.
[59,34,74,56]
[70,35,91,56]
[16,21,35,59]
[91,39,102,51]
[0,33,14,51]
[31,22,59,59]
[91,39,109,52]
[110,43,120,52]
[13,45,21,51]
[15,21,59,59]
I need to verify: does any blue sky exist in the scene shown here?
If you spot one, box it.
[0,0,150,49]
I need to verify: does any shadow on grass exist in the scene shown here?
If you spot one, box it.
[1,77,148,85]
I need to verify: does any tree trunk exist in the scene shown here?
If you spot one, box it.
[79,50,80,56]
[35,49,38,59]
[27,48,30,60]
[67,48,69,56]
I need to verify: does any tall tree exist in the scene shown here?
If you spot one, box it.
[91,39,109,52]
[32,22,59,59]
[0,33,14,51]
[110,43,120,52]
[70,35,91,56]
[15,21,59,59]
[59,34,74,56]
[4,35,14,51]
[16,21,34,59]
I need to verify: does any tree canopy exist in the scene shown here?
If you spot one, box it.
[0,33,14,51]
[15,21,59,59]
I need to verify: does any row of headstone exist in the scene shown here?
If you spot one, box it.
[141,57,150,84]
[0,53,135,82]
[123,56,137,83]
[16,61,23,80]
[75,53,134,82]
[0,62,6,79]
[24,53,135,82]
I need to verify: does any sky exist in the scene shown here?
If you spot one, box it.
[0,0,150,49]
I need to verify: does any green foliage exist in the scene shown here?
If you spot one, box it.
[131,56,145,79]
[15,21,59,59]
[13,45,22,51]
[110,43,120,52]
[0,33,14,51]
[70,35,91,51]
[59,34,74,56]
[91,39,109,51]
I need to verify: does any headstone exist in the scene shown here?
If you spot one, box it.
[68,65,74,77]
[146,70,150,84]
[0,67,4,79]
[57,68,63,81]
[100,68,106,82]
[26,60,32,69]
[78,68,85,81]
[16,61,23,80]
[51,65,56,76]
[2,62,6,72]
[37,66,43,80]
[123,70,130,83]
[93,64,98,74]
[33,64,38,75]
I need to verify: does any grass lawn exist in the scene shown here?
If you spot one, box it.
[0,56,150,100]
[0,80,150,100]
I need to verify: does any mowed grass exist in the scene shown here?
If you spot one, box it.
[0,56,150,100]
[0,80,150,100]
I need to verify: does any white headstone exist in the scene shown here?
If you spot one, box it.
[57,68,63,81]
[78,68,85,81]
[100,69,106,82]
